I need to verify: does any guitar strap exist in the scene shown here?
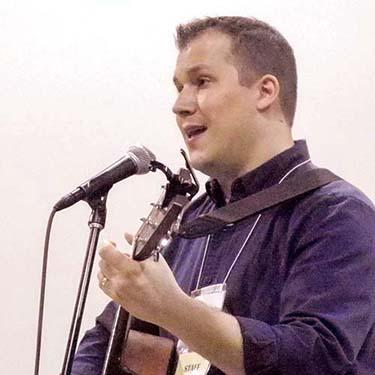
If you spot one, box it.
[119,169,341,375]
[178,168,341,239]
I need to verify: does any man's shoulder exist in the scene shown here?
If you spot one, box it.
[301,177,374,212]
[286,176,375,238]
[276,175,375,260]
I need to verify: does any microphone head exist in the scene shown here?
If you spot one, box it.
[128,145,156,174]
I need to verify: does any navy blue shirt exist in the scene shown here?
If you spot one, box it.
[72,141,375,375]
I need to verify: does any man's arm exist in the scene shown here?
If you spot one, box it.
[98,245,246,374]
[234,194,375,374]
[159,285,246,375]
[98,194,375,375]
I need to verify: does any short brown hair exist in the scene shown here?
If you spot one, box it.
[176,16,297,126]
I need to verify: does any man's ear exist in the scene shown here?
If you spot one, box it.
[255,74,280,111]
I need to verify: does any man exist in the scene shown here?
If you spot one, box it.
[72,17,375,374]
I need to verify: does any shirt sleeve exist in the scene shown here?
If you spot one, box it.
[70,302,115,375]
[236,195,375,375]
[71,301,160,375]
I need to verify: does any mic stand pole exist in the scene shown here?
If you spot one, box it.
[60,189,109,375]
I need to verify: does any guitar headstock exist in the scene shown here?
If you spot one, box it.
[131,168,197,261]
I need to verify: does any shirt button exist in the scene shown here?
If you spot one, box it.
[223,223,234,231]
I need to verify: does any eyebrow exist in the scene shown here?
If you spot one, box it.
[173,63,211,86]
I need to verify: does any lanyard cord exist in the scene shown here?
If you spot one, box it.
[195,158,311,290]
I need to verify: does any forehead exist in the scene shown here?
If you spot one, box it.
[174,30,235,77]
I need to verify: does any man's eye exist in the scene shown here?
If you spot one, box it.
[197,78,210,87]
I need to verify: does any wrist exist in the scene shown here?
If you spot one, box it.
[157,287,191,329]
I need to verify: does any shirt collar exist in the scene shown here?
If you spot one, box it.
[205,140,311,206]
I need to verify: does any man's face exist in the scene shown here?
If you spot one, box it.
[173,30,259,179]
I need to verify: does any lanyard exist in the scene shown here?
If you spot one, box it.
[195,158,311,290]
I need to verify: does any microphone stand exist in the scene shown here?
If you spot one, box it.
[60,188,110,375]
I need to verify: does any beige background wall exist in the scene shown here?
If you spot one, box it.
[1,0,374,373]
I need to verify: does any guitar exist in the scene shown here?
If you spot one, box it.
[102,164,198,375]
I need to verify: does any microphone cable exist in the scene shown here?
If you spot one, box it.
[34,208,57,375]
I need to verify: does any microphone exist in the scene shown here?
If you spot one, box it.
[54,145,156,211]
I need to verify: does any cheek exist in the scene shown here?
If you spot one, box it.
[197,90,227,122]
[196,91,210,113]
[197,86,252,128]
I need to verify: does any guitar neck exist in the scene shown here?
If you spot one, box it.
[102,306,132,375]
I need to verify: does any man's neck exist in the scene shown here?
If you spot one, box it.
[217,137,295,200]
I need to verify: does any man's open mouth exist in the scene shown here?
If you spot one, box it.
[185,125,207,139]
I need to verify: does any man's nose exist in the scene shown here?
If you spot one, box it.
[172,87,197,117]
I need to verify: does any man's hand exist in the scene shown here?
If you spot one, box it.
[97,236,245,375]
[97,239,184,326]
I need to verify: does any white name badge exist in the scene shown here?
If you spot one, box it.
[175,284,227,375]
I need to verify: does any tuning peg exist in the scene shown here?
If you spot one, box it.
[150,202,161,209]
[140,217,157,228]
[152,251,160,262]
[136,237,146,244]
[148,221,157,229]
